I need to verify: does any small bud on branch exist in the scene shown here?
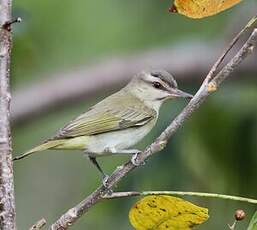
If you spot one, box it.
[2,17,22,31]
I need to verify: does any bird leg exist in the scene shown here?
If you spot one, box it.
[103,147,145,166]
[115,149,145,166]
[88,147,144,188]
[131,152,145,166]
[88,156,110,190]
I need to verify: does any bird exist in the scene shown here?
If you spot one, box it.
[13,70,193,184]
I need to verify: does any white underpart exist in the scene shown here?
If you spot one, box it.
[85,118,157,157]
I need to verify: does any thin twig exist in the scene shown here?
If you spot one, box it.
[203,14,257,85]
[103,191,257,204]
[0,0,17,229]
[228,221,237,230]
[48,21,257,229]
[2,17,22,31]
[29,218,46,230]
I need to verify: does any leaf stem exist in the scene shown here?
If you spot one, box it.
[104,191,257,204]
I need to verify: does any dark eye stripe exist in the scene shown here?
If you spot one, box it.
[143,78,168,91]
[150,74,169,90]
[151,73,160,78]
[152,81,169,92]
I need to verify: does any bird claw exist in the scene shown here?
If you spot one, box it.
[102,174,109,187]
[102,174,113,195]
[131,152,145,166]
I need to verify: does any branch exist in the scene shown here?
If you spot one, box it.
[29,218,46,230]
[0,0,16,229]
[103,191,257,204]
[203,14,257,84]
[48,18,257,230]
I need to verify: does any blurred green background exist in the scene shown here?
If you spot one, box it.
[11,0,257,229]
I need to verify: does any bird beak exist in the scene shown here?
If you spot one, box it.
[168,88,193,99]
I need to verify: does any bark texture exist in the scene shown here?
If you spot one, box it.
[0,0,16,229]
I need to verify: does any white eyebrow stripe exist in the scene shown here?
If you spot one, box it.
[143,74,166,86]
[144,74,159,82]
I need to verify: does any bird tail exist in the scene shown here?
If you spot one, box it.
[13,140,65,161]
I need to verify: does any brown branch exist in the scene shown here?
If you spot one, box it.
[0,0,16,229]
[48,20,257,230]
[11,40,257,125]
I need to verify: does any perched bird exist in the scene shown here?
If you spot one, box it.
[14,70,192,183]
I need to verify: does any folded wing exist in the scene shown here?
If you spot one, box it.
[54,101,156,139]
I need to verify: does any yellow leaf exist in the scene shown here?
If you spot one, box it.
[129,195,209,230]
[169,0,242,19]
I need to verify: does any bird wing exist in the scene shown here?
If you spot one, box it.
[54,101,156,139]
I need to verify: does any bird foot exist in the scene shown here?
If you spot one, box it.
[102,174,113,195]
[131,152,145,166]
[102,174,109,187]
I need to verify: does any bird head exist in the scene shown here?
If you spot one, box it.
[128,70,193,109]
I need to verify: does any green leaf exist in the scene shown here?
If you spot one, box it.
[247,211,257,230]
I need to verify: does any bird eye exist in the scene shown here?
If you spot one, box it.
[152,81,162,89]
